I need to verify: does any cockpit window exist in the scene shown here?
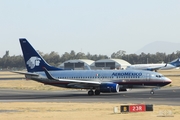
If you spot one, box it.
[151,74,164,78]
[156,75,164,78]
[156,75,160,78]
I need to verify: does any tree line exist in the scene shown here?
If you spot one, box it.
[0,50,180,70]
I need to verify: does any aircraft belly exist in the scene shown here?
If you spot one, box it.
[114,78,169,88]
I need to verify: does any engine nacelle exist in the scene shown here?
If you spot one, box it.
[100,83,119,93]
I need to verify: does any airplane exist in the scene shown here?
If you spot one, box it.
[16,38,172,95]
[126,58,180,71]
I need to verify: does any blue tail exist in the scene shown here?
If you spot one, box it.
[169,58,180,67]
[19,38,63,72]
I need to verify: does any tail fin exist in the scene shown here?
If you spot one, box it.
[169,58,180,67]
[19,38,63,72]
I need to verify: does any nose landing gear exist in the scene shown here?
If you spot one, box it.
[150,87,160,95]
[150,90,154,95]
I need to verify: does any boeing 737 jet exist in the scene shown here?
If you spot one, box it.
[126,58,180,71]
[16,38,172,95]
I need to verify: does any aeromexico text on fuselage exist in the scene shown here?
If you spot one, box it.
[39,71,143,78]
[112,72,142,77]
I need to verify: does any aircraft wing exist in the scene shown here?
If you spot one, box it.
[42,67,101,85]
[145,64,167,71]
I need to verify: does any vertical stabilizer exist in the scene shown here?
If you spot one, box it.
[19,38,63,72]
[169,58,180,67]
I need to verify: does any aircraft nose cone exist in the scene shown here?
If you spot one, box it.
[166,78,172,84]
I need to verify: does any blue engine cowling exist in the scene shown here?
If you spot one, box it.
[100,83,119,93]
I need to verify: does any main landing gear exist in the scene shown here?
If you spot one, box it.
[88,89,101,95]
[88,90,94,95]
[150,87,160,95]
[150,90,154,95]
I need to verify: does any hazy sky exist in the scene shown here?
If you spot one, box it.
[0,0,180,57]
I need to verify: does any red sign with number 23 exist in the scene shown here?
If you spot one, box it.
[129,104,146,112]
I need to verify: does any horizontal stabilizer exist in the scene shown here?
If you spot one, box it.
[11,71,39,76]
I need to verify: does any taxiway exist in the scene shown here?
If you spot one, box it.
[0,87,179,105]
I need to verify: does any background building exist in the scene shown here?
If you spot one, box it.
[59,59,94,70]
[90,59,131,70]
[59,58,131,70]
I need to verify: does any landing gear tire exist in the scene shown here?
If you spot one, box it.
[88,90,94,96]
[95,90,100,95]
[150,90,154,95]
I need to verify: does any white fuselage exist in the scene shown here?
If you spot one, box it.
[126,63,176,70]
[25,69,171,89]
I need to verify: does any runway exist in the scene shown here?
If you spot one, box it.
[0,87,180,106]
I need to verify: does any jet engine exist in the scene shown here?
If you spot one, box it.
[100,83,119,93]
